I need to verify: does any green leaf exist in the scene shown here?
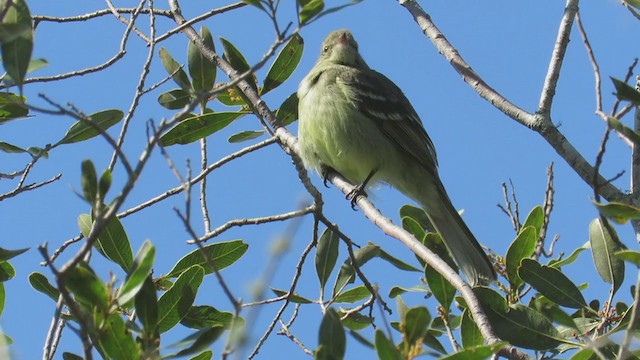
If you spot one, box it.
[95,314,140,360]
[216,86,247,106]
[593,201,640,224]
[1,0,33,87]
[228,130,264,143]
[78,213,134,272]
[2,57,47,86]
[400,204,433,231]
[98,169,111,201]
[616,249,640,267]
[438,342,508,360]
[242,0,264,9]
[118,240,155,305]
[0,246,28,261]
[374,330,402,360]
[219,37,257,91]
[461,309,483,348]
[473,287,563,350]
[65,262,109,311]
[166,240,248,278]
[530,295,577,329]
[188,351,212,360]
[135,276,159,337]
[388,284,430,298]
[332,243,380,296]
[624,0,640,10]
[607,116,640,147]
[29,272,60,302]
[159,47,192,91]
[80,160,98,203]
[339,310,371,330]
[518,258,587,309]
[270,288,313,304]
[589,218,625,295]
[298,0,324,24]
[158,88,192,110]
[181,305,235,329]
[62,353,84,360]
[378,248,421,272]
[548,243,587,268]
[188,26,216,93]
[0,283,4,318]
[57,109,124,145]
[0,262,14,282]
[425,265,455,310]
[522,206,544,234]
[262,33,303,94]
[334,285,370,303]
[316,228,340,291]
[157,265,205,333]
[505,226,537,288]
[166,326,225,359]
[160,111,246,146]
[0,93,28,123]
[275,92,298,126]
[0,141,26,154]
[316,308,345,360]
[404,306,430,346]
[611,77,640,106]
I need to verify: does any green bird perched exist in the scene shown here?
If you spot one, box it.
[297,29,496,285]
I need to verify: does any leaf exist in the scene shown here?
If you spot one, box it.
[159,47,192,91]
[181,305,235,329]
[400,204,433,231]
[616,249,640,267]
[607,116,640,148]
[219,37,257,91]
[339,310,371,330]
[1,0,33,87]
[593,201,640,224]
[165,240,248,278]
[298,0,324,24]
[0,262,14,282]
[188,26,216,93]
[403,306,430,346]
[589,218,625,295]
[378,248,421,272]
[374,330,402,360]
[0,246,28,261]
[625,0,640,10]
[98,169,111,200]
[262,33,303,94]
[332,243,380,296]
[242,0,264,9]
[80,160,97,203]
[425,265,455,310]
[316,228,340,291]
[65,262,108,311]
[29,272,60,302]
[275,92,298,126]
[0,93,28,123]
[530,295,577,329]
[118,240,155,305]
[228,130,264,143]
[166,326,225,359]
[157,265,205,333]
[78,213,134,272]
[316,308,345,360]
[158,89,192,110]
[473,287,562,350]
[388,284,430,299]
[96,314,139,360]
[505,226,537,288]
[548,243,587,268]
[270,288,312,304]
[188,351,212,360]
[438,342,508,360]
[334,285,370,303]
[0,141,26,154]
[518,258,587,309]
[160,111,246,146]
[461,309,483,348]
[522,206,544,234]
[62,353,84,360]
[135,276,159,337]
[611,77,640,106]
[57,109,124,145]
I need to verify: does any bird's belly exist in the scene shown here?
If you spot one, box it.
[298,88,387,184]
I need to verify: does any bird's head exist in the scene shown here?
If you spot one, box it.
[318,29,368,68]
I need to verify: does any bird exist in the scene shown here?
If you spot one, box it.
[296,29,496,285]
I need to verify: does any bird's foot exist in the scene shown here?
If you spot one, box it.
[320,165,333,188]
[346,184,368,210]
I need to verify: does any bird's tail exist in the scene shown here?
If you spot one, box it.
[417,183,496,286]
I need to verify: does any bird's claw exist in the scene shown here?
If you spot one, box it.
[346,185,367,210]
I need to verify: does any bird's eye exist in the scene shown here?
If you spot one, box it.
[322,45,330,53]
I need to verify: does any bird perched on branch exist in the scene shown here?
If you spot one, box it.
[297,29,496,285]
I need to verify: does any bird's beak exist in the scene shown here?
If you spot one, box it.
[337,32,349,46]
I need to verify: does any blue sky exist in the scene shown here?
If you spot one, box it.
[2,0,639,359]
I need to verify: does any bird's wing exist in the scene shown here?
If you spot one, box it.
[338,68,438,173]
